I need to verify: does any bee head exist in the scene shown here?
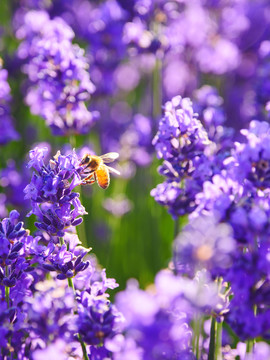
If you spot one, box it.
[80,154,91,166]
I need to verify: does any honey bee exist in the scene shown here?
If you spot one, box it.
[79,152,120,189]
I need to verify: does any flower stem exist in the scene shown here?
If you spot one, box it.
[192,314,201,359]
[246,339,253,354]
[68,277,76,295]
[152,58,162,119]
[215,320,223,360]
[5,285,10,308]
[5,266,10,308]
[67,273,89,360]
[79,333,89,360]
[174,218,180,238]
[208,316,216,360]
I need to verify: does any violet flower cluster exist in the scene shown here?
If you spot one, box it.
[0,60,19,145]
[16,10,97,136]
[0,147,126,359]
[24,146,86,236]
[151,94,217,218]
[152,91,270,343]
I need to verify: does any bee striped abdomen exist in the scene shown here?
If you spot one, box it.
[96,165,110,189]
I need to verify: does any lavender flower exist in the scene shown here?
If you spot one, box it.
[151,95,214,218]
[0,211,37,357]
[246,342,270,360]
[39,233,90,280]
[225,246,270,340]
[78,296,122,346]
[0,60,19,145]
[231,120,270,189]
[114,269,230,359]
[153,96,210,162]
[24,146,86,236]
[32,339,72,360]
[0,194,8,218]
[44,0,128,96]
[114,272,195,360]
[23,281,77,353]
[73,253,119,295]
[17,10,97,135]
[0,159,31,214]
[173,215,236,278]
[0,210,26,259]
[193,85,234,155]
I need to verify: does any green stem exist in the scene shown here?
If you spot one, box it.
[68,277,76,295]
[5,285,10,308]
[152,58,162,118]
[246,339,253,354]
[59,237,64,246]
[174,215,188,239]
[67,275,89,360]
[192,314,201,360]
[215,320,223,360]
[245,304,257,355]
[5,266,9,308]
[174,218,180,239]
[208,316,216,360]
[79,334,90,360]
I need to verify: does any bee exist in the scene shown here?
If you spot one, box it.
[79,152,120,189]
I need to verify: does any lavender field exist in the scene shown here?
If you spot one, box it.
[1,0,270,359]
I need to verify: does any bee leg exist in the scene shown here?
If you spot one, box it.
[81,173,95,185]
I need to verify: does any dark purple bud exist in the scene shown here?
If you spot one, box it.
[75,255,82,267]
[35,222,48,231]
[3,277,16,287]
[11,242,24,253]
[14,222,23,231]
[75,261,86,273]
[66,269,74,278]
[67,261,73,270]
[42,263,56,272]
[8,252,19,260]
[72,217,83,227]
[57,230,65,237]
[57,273,67,280]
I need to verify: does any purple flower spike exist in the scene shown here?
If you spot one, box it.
[78,297,122,346]
[0,61,19,145]
[24,281,76,346]
[17,10,97,136]
[0,210,26,258]
[151,95,218,218]
[174,215,236,278]
[25,148,87,236]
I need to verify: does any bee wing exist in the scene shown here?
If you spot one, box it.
[107,166,121,176]
[100,152,119,164]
